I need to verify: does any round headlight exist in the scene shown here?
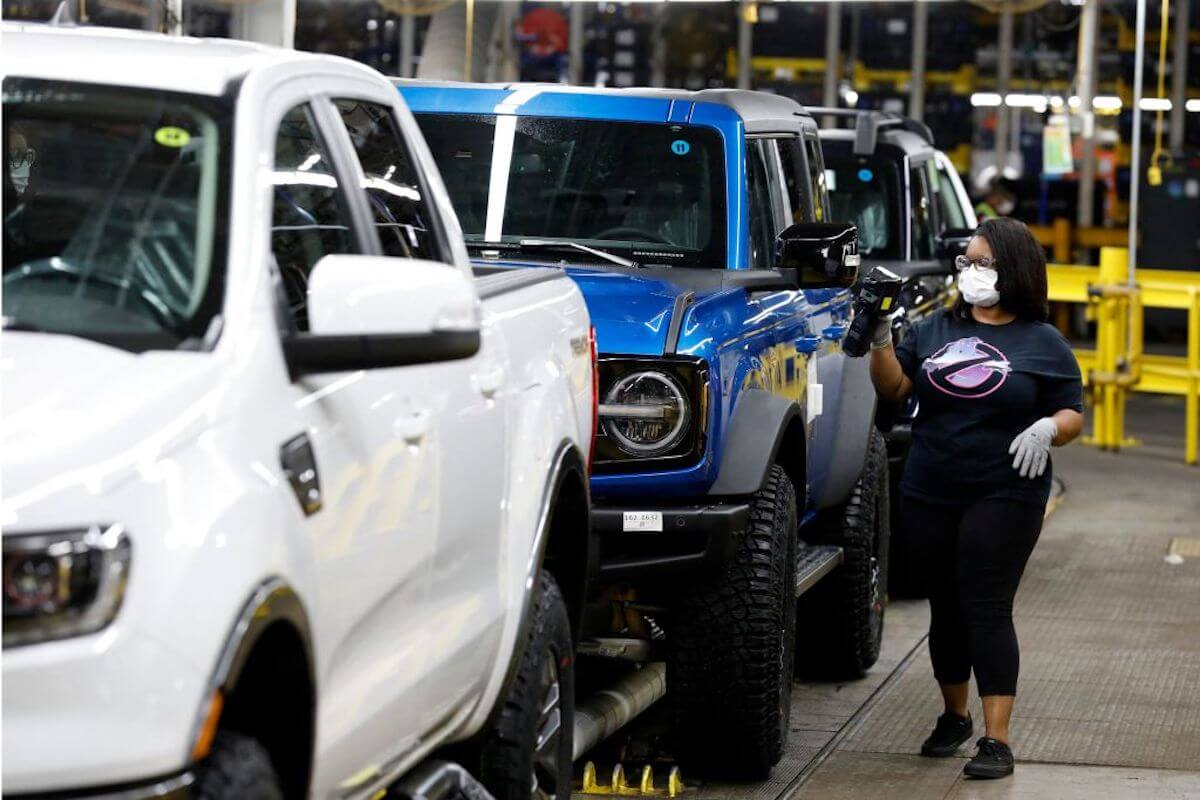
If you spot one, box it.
[603,371,689,456]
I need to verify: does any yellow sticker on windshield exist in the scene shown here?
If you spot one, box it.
[155,126,191,148]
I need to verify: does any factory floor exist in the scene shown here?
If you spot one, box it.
[580,394,1200,800]
[792,393,1200,799]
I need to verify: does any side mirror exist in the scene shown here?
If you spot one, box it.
[774,221,861,289]
[283,254,481,376]
[935,228,974,266]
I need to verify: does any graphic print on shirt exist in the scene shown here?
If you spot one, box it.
[922,336,1012,399]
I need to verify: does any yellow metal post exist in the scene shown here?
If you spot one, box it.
[1188,289,1199,464]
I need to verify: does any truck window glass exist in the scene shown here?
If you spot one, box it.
[824,155,901,259]
[933,159,968,230]
[909,162,935,259]
[271,103,355,331]
[414,113,726,269]
[757,139,791,233]
[776,136,811,225]
[333,99,444,264]
[803,134,829,222]
[2,78,230,351]
[746,140,776,269]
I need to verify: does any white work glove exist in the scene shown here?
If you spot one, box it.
[869,317,893,350]
[1008,417,1058,478]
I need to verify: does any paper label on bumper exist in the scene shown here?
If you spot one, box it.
[623,511,663,532]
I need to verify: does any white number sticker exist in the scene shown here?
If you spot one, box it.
[622,511,663,532]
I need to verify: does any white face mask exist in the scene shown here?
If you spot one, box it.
[959,265,1001,308]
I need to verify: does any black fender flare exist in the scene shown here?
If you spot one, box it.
[708,388,806,497]
[187,579,315,760]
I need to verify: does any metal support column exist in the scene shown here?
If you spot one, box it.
[737,0,753,90]
[165,0,183,34]
[399,14,415,79]
[1077,0,1099,228]
[1170,0,1190,153]
[824,1,842,108]
[1129,0,1148,286]
[569,1,585,85]
[651,4,667,87]
[910,0,928,122]
[995,3,1014,172]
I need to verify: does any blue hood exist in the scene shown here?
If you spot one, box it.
[564,267,696,356]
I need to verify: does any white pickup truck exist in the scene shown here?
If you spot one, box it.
[1,23,595,800]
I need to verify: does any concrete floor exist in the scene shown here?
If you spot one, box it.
[791,393,1200,799]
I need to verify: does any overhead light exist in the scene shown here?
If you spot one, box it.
[971,92,1003,107]
[1184,99,1200,112]
[1067,96,1081,109]
[1049,95,1065,109]
[1139,98,1172,111]
[1093,96,1122,111]
[1005,93,1048,110]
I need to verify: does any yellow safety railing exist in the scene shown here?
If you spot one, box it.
[1046,246,1200,464]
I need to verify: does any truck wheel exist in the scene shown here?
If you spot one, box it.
[193,732,283,800]
[479,572,575,800]
[795,429,889,680]
[669,465,797,780]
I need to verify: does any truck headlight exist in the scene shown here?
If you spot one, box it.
[594,357,708,470]
[602,371,690,456]
[3,524,131,648]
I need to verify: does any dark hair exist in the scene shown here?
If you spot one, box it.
[953,216,1048,322]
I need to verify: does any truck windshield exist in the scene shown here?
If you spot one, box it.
[2,78,230,351]
[415,113,726,268]
[824,155,901,260]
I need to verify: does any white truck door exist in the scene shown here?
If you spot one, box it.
[323,94,510,738]
[266,95,444,795]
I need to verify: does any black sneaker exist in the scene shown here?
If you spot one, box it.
[920,712,973,757]
[964,737,1015,778]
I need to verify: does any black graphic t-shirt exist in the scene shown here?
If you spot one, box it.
[894,312,1083,507]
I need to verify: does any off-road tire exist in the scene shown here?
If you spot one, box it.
[193,732,284,800]
[479,572,575,800]
[668,465,798,780]
[795,429,890,680]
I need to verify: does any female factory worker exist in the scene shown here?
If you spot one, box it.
[868,217,1084,779]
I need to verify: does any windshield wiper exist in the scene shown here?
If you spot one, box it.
[518,239,638,268]
[469,238,638,269]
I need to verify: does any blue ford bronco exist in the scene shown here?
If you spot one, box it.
[400,82,890,778]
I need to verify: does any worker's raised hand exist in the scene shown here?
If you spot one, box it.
[1008,417,1058,479]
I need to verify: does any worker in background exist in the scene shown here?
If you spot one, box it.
[975,181,1016,220]
[866,217,1084,780]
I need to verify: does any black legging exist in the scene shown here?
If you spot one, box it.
[902,494,1044,697]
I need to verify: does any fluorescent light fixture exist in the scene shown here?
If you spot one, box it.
[1188,99,1200,113]
[1138,98,1172,111]
[1067,96,1082,109]
[971,92,1003,107]
[1049,96,1065,109]
[1092,96,1122,111]
[1005,93,1047,109]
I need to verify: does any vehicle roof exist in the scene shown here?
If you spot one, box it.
[819,126,935,158]
[399,79,816,132]
[1,22,370,97]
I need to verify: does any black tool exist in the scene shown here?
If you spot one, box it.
[843,266,903,357]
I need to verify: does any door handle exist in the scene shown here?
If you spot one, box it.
[395,409,432,444]
[475,364,505,397]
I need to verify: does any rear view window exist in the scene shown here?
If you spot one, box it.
[824,156,901,260]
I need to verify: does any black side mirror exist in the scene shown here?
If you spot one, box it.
[774,221,861,289]
[935,227,974,265]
